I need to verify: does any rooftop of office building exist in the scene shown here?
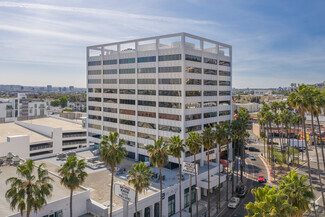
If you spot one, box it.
[0,122,50,143]
[21,117,85,131]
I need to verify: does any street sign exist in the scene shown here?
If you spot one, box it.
[114,182,136,203]
[182,162,198,175]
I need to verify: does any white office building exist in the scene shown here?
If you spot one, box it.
[86,33,232,216]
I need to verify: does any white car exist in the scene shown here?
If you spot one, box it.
[249,155,256,160]
[228,197,240,209]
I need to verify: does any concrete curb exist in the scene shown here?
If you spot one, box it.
[259,154,272,183]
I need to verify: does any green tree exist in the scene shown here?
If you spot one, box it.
[146,137,169,217]
[279,109,292,170]
[169,135,185,217]
[186,132,202,217]
[128,162,152,217]
[50,100,60,107]
[5,159,53,217]
[59,96,68,108]
[99,132,127,217]
[202,127,216,217]
[58,156,88,217]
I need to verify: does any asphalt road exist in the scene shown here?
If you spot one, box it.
[218,143,268,217]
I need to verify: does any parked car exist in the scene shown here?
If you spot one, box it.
[249,155,256,160]
[236,185,248,197]
[258,175,266,183]
[249,147,260,152]
[228,197,240,209]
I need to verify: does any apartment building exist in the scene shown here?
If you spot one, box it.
[0,93,46,123]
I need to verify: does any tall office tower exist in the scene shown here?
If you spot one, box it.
[87,33,232,166]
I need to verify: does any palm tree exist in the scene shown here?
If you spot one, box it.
[314,88,325,169]
[5,159,53,217]
[202,127,216,217]
[257,112,267,158]
[58,156,88,217]
[186,132,202,217]
[128,162,152,217]
[288,84,316,211]
[146,137,169,217]
[99,132,127,217]
[279,109,292,170]
[169,135,185,217]
[278,170,315,216]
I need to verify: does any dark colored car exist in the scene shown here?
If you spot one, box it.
[249,147,260,152]
[236,184,247,197]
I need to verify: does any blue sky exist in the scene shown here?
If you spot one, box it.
[0,0,324,88]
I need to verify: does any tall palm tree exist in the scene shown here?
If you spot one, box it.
[128,162,152,217]
[169,135,185,217]
[186,132,202,217]
[257,112,267,158]
[202,127,216,217]
[146,137,169,217]
[279,109,293,170]
[288,84,316,211]
[264,110,274,165]
[99,132,127,217]
[58,156,88,217]
[5,159,53,217]
[314,88,325,169]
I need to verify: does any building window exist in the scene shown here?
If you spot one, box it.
[120,119,136,126]
[158,54,181,61]
[138,111,156,118]
[219,91,231,96]
[103,79,117,84]
[204,112,218,118]
[184,186,196,208]
[88,79,101,84]
[138,89,156,95]
[120,89,135,94]
[219,81,231,86]
[104,117,117,123]
[159,66,182,73]
[104,69,117,74]
[125,140,136,147]
[119,58,135,64]
[103,89,117,94]
[103,59,117,65]
[185,67,201,74]
[88,106,101,111]
[158,78,181,85]
[204,101,217,107]
[120,99,136,105]
[138,67,156,73]
[168,194,176,216]
[154,202,159,217]
[144,207,150,217]
[120,109,135,116]
[138,132,156,140]
[204,80,218,86]
[138,121,156,129]
[138,56,156,63]
[219,110,231,116]
[120,79,135,84]
[88,115,101,120]
[204,91,218,96]
[159,102,181,109]
[88,70,101,75]
[185,54,201,62]
[138,79,156,84]
[204,57,218,65]
[103,126,117,132]
[185,113,201,121]
[159,90,181,97]
[219,60,231,66]
[138,100,156,107]
[186,79,201,85]
[120,129,135,137]
[185,125,201,133]
[204,69,218,75]
[103,98,117,103]
[219,70,231,76]
[185,102,201,109]
[219,100,231,106]
[88,123,101,130]
[88,97,101,102]
[159,113,182,121]
[159,125,181,133]
[88,61,101,66]
[119,68,135,74]
[186,91,201,97]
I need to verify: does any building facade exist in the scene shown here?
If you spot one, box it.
[87,33,232,167]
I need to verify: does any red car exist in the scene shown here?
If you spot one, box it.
[258,175,266,183]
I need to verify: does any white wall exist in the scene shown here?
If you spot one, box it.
[0,135,30,159]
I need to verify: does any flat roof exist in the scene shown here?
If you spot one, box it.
[0,163,85,216]
[21,117,85,131]
[0,122,50,143]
